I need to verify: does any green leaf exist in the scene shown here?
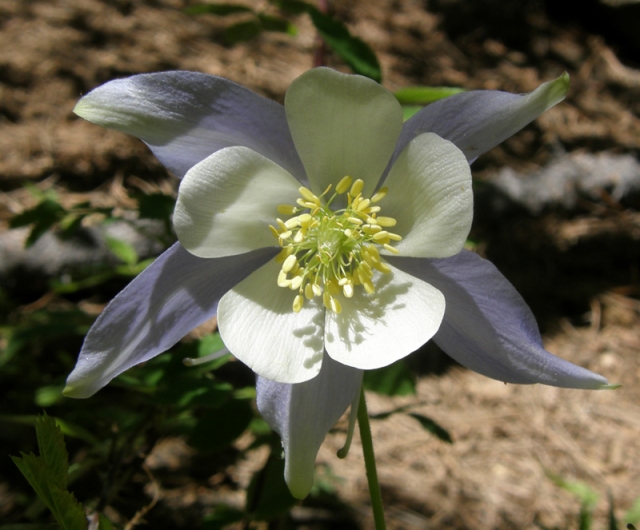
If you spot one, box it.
[402,105,423,121]
[407,413,453,444]
[394,86,465,105]
[105,236,138,266]
[363,360,416,396]
[307,7,381,82]
[10,198,67,247]
[246,447,296,520]
[34,414,68,490]
[184,3,253,16]
[9,198,65,229]
[35,384,65,407]
[257,14,296,35]
[625,496,640,524]
[224,20,262,43]
[273,0,313,15]
[547,471,599,530]
[11,415,87,530]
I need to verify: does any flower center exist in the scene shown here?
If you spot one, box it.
[270,176,402,314]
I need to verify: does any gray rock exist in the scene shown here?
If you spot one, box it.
[488,152,640,214]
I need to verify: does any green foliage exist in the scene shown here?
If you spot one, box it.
[544,473,640,530]
[306,6,381,81]
[626,497,640,526]
[9,197,67,247]
[407,413,453,444]
[11,414,93,530]
[394,86,466,105]
[184,1,380,80]
[9,186,114,247]
[364,359,416,396]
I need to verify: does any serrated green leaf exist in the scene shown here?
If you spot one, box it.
[407,413,453,444]
[47,487,88,530]
[12,452,87,530]
[224,20,262,43]
[363,360,416,396]
[11,453,56,512]
[184,3,253,16]
[105,237,138,266]
[394,86,465,105]
[34,414,68,490]
[308,7,381,82]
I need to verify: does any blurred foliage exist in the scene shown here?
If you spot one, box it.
[185,0,381,80]
[543,472,640,530]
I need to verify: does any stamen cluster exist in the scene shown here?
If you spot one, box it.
[270,176,402,313]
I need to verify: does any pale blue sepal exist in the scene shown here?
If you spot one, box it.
[74,71,306,180]
[387,250,610,389]
[389,73,569,168]
[64,244,277,398]
[256,355,363,499]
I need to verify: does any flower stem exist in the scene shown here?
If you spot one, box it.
[357,385,387,530]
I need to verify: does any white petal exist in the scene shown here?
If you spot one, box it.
[256,358,363,499]
[74,71,305,179]
[218,259,325,384]
[174,147,301,258]
[284,68,403,198]
[324,264,444,369]
[388,252,611,389]
[383,133,473,258]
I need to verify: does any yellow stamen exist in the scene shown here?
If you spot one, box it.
[350,179,364,197]
[370,187,388,203]
[272,177,401,313]
[336,176,353,194]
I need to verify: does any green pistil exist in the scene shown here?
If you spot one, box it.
[270,177,402,313]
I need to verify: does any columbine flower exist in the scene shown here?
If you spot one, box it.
[64,68,611,499]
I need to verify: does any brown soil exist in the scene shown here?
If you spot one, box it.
[2,0,640,528]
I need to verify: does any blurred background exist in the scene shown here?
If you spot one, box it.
[1,0,639,528]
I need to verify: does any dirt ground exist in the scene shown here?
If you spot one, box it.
[1,0,640,528]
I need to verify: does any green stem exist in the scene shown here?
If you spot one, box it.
[357,385,387,530]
